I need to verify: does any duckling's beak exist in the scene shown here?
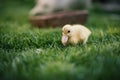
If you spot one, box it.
[62,35,68,46]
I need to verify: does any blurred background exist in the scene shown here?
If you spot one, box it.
[0,0,120,23]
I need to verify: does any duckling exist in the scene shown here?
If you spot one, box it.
[62,24,91,46]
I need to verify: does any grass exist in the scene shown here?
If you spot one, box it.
[0,2,120,80]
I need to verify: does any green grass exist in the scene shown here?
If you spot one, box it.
[0,2,120,80]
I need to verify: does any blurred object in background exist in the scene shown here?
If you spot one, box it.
[29,0,92,16]
[29,0,120,16]
[30,10,88,28]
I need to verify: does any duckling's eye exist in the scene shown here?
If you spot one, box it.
[68,30,70,33]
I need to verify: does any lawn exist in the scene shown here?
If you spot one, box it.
[0,1,120,80]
